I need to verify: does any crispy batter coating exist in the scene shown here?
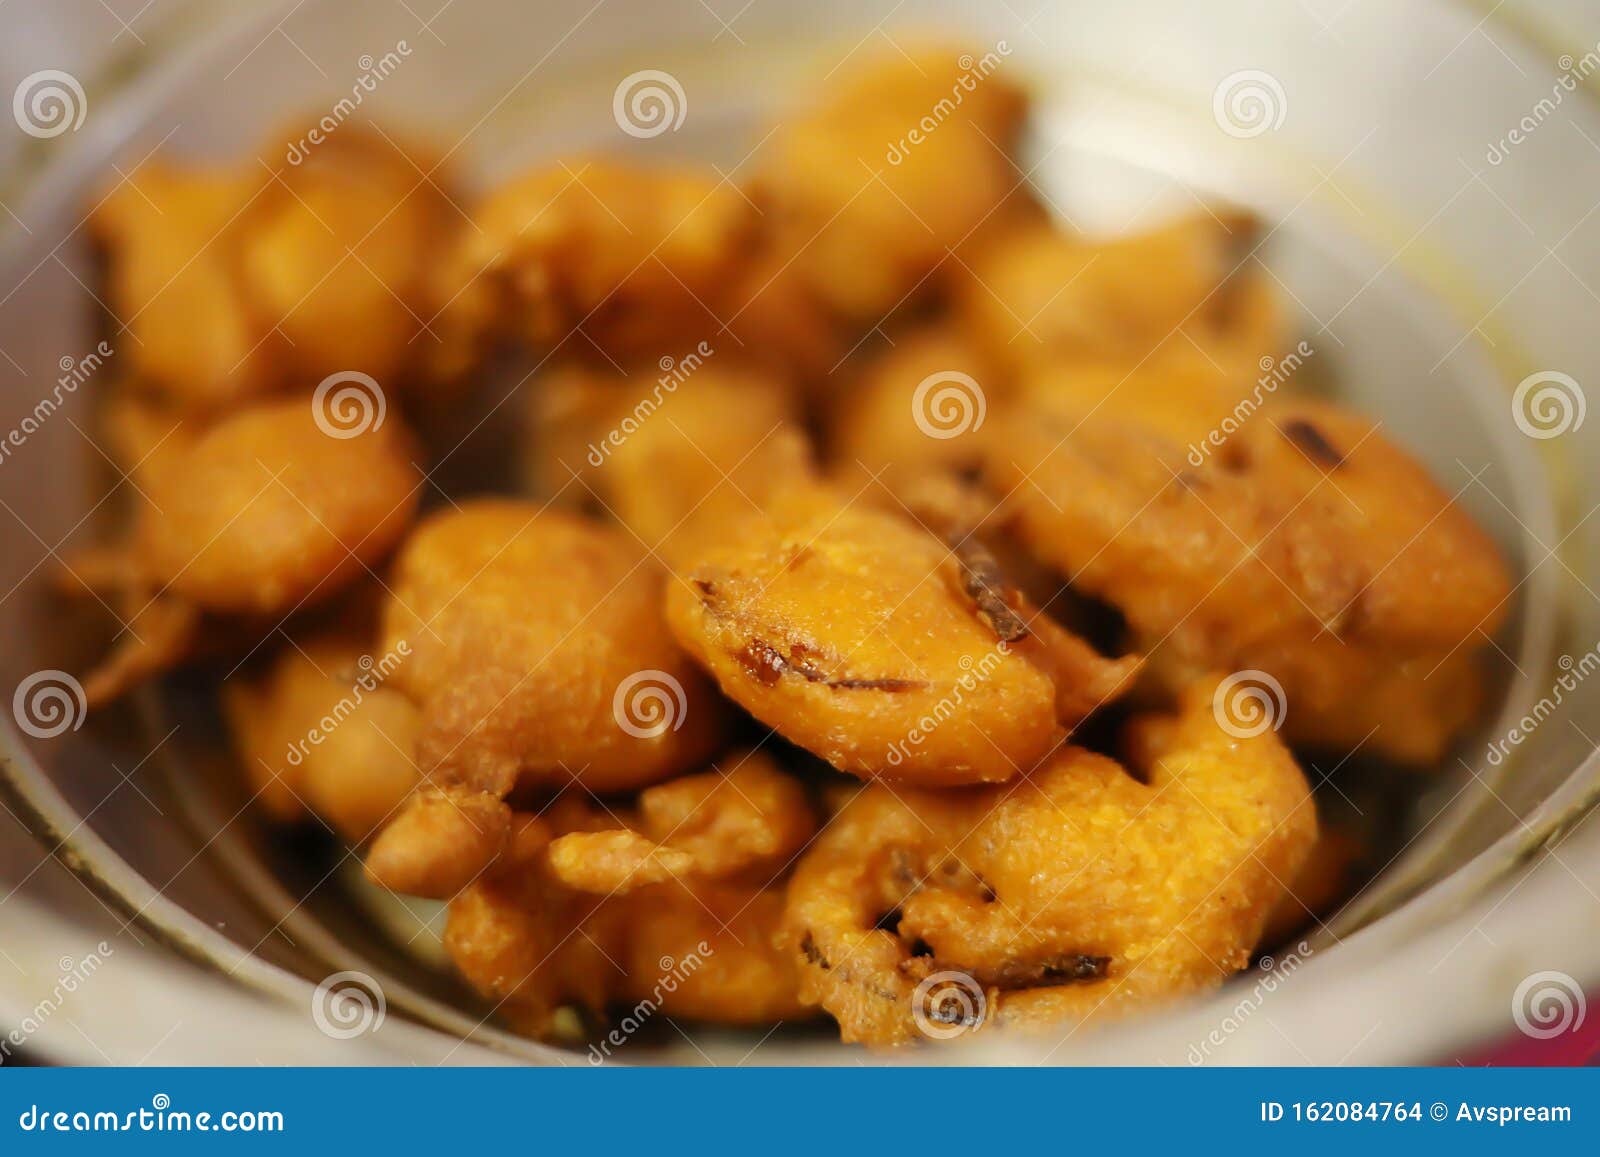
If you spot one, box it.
[61,396,421,703]
[445,778,812,1039]
[548,751,815,893]
[828,328,997,496]
[438,157,754,360]
[957,210,1277,376]
[1260,826,1363,947]
[90,126,465,411]
[224,627,420,842]
[754,46,1027,320]
[364,500,725,897]
[665,485,1137,785]
[102,397,419,615]
[90,162,271,410]
[986,397,1512,762]
[782,677,1316,1045]
[526,360,812,564]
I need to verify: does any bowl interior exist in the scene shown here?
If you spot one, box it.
[2,0,1598,1064]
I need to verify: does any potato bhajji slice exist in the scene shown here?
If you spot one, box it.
[665,486,1136,785]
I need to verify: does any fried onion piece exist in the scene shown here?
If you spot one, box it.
[547,750,817,893]
[986,397,1512,763]
[782,676,1316,1045]
[224,626,421,842]
[364,501,724,898]
[664,485,1137,785]
[753,45,1028,321]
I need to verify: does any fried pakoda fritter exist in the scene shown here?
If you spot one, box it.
[62,395,421,703]
[664,485,1137,785]
[986,397,1512,763]
[91,126,466,411]
[446,762,815,1037]
[782,677,1316,1046]
[754,46,1028,321]
[957,210,1279,378]
[827,329,997,497]
[363,501,725,898]
[443,157,748,357]
[547,750,814,893]
[224,627,420,843]
[527,360,812,564]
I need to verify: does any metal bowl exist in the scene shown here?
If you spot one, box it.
[2,0,1597,1064]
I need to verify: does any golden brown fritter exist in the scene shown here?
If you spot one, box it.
[90,126,466,412]
[957,211,1279,377]
[87,397,419,615]
[986,397,1512,763]
[61,395,421,703]
[827,328,998,497]
[363,500,725,898]
[547,750,816,893]
[754,46,1028,321]
[437,157,753,360]
[1260,826,1363,948]
[445,784,811,1040]
[782,676,1316,1046]
[224,627,420,842]
[89,162,271,411]
[665,485,1137,785]
[526,359,812,565]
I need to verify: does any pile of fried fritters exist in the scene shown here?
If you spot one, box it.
[64,45,1511,1049]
